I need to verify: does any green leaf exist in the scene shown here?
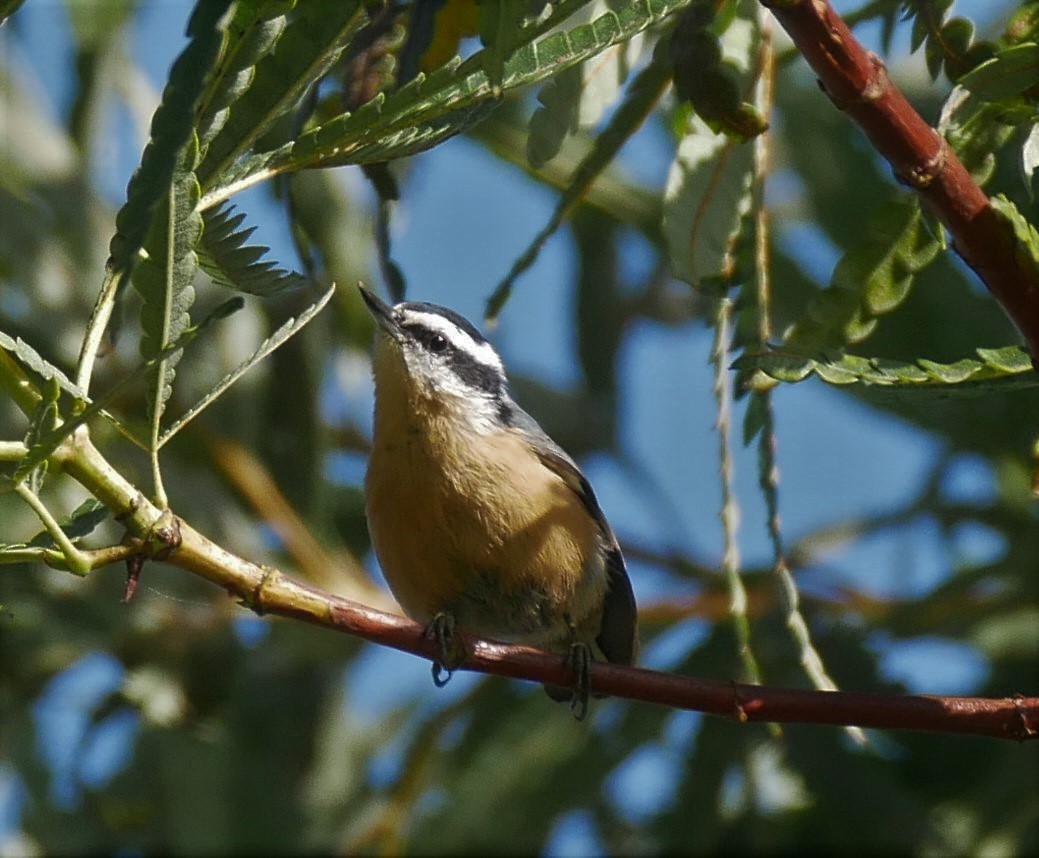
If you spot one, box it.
[527,64,584,168]
[0,331,84,401]
[486,44,671,319]
[0,0,26,26]
[478,0,529,96]
[196,0,297,150]
[959,43,1039,101]
[663,6,760,287]
[738,346,1039,394]
[26,499,110,549]
[15,378,60,490]
[196,0,368,188]
[132,156,204,427]
[107,1,234,283]
[158,284,334,447]
[783,199,941,352]
[989,194,1039,282]
[663,116,754,286]
[11,298,245,482]
[199,204,310,295]
[202,0,695,200]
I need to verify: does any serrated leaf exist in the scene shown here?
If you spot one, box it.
[989,194,1039,276]
[158,284,333,447]
[197,0,296,149]
[784,199,941,352]
[202,0,695,200]
[199,204,309,296]
[0,331,84,400]
[11,299,245,481]
[133,159,203,426]
[196,0,367,187]
[740,346,1038,395]
[108,1,233,283]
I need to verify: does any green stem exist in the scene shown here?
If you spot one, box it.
[13,481,92,576]
[0,441,29,460]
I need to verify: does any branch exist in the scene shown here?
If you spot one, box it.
[164,529,1037,741]
[19,423,1034,742]
[759,0,1039,368]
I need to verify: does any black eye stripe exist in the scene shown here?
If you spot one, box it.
[400,322,501,397]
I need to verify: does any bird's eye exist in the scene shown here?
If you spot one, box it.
[428,333,448,353]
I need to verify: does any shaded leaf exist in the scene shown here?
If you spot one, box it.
[737,346,1038,394]
[199,204,310,296]
[108,1,233,283]
[158,284,333,447]
[196,0,368,187]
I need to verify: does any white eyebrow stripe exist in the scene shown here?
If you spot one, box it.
[403,310,503,372]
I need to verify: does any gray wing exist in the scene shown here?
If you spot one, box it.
[501,400,639,666]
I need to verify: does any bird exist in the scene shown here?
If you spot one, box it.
[359,285,637,716]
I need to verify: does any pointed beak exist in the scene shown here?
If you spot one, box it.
[358,285,400,337]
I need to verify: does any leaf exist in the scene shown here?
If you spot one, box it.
[663,7,760,287]
[202,0,696,199]
[199,204,310,296]
[196,0,297,150]
[486,44,671,318]
[478,0,529,96]
[107,1,234,283]
[527,64,584,168]
[663,115,754,286]
[737,346,1039,395]
[0,331,85,401]
[12,298,245,482]
[989,194,1039,283]
[132,155,204,428]
[0,0,26,26]
[26,499,110,548]
[783,199,941,352]
[959,43,1039,101]
[15,378,60,490]
[158,284,334,447]
[196,0,368,188]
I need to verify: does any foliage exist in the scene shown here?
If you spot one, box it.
[0,0,1036,855]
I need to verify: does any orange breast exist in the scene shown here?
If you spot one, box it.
[365,414,607,651]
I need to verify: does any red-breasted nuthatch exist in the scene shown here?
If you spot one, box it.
[360,286,638,715]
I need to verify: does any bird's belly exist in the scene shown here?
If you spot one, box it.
[365,434,607,652]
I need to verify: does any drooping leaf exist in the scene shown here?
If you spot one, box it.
[782,198,941,352]
[487,43,671,318]
[196,0,297,150]
[737,345,1037,394]
[199,204,310,296]
[663,6,759,287]
[107,1,234,284]
[202,0,696,200]
[196,0,368,188]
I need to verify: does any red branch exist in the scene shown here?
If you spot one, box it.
[246,569,1039,742]
[759,0,1039,367]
